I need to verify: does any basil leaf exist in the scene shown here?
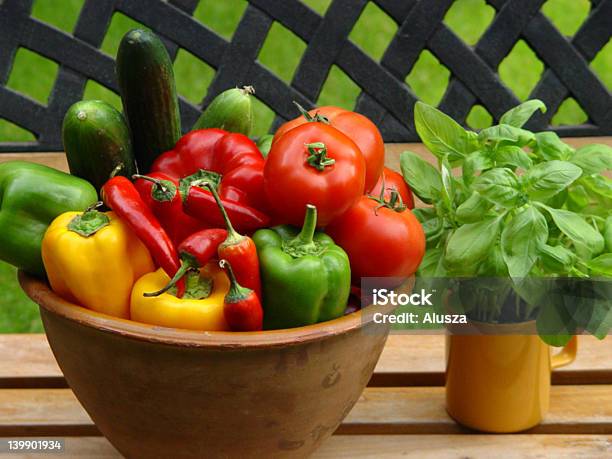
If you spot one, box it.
[478,124,535,147]
[462,150,493,186]
[539,244,576,273]
[473,168,523,208]
[444,216,503,274]
[605,216,612,253]
[499,99,546,128]
[411,207,436,223]
[421,216,444,246]
[587,253,612,277]
[414,101,475,161]
[477,242,508,276]
[440,159,454,211]
[584,296,612,340]
[566,184,590,213]
[568,177,612,217]
[540,205,605,257]
[417,247,443,277]
[541,188,568,209]
[495,145,533,170]
[400,151,442,204]
[501,206,548,278]
[570,144,612,175]
[583,175,612,199]
[456,192,493,223]
[533,132,573,160]
[523,160,581,200]
[537,301,575,347]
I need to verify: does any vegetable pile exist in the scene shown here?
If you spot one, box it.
[2,29,425,332]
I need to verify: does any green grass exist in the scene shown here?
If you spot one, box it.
[0,262,43,333]
[0,0,610,332]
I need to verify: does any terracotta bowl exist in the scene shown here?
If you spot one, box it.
[19,272,396,459]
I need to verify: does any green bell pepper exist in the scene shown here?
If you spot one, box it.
[0,161,98,276]
[253,204,351,329]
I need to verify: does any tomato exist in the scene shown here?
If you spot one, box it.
[264,122,366,227]
[370,167,414,209]
[275,106,384,192]
[327,195,425,283]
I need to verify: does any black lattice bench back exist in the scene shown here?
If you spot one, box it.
[0,0,610,152]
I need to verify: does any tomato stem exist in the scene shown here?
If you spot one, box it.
[368,187,407,214]
[293,101,329,124]
[305,142,335,171]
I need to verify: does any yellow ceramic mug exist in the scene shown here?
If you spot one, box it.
[445,324,577,433]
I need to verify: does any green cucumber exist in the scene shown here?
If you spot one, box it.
[256,134,273,158]
[116,29,181,173]
[193,86,254,136]
[62,100,136,192]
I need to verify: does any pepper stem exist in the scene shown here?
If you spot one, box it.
[133,174,176,202]
[282,205,324,258]
[195,181,243,245]
[306,142,335,171]
[143,261,193,297]
[133,174,165,190]
[219,259,251,302]
[67,202,110,237]
[297,204,317,244]
[110,163,124,178]
[85,201,104,213]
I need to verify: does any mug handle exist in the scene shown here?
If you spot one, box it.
[551,335,578,369]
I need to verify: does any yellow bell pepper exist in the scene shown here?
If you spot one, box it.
[42,209,155,318]
[130,262,230,331]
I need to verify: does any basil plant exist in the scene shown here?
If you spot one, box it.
[402,100,611,345]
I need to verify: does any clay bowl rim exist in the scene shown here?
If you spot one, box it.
[19,271,402,350]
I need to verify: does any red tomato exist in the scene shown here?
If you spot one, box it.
[370,167,415,209]
[327,196,425,283]
[275,106,384,192]
[264,122,366,227]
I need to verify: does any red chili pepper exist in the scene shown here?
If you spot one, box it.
[133,173,207,246]
[151,128,267,210]
[101,176,184,296]
[144,228,227,297]
[219,259,263,331]
[203,183,262,300]
[184,185,270,233]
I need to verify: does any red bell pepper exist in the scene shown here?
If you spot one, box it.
[184,185,270,233]
[133,173,207,246]
[151,128,267,210]
[101,176,184,296]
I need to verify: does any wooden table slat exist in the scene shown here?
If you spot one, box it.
[315,434,612,459]
[372,335,612,386]
[0,435,610,459]
[1,334,610,388]
[2,385,610,438]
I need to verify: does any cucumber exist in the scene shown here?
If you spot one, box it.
[62,100,136,192]
[193,86,254,136]
[116,29,181,173]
